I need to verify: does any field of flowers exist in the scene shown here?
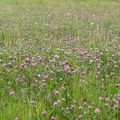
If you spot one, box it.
[0,0,120,120]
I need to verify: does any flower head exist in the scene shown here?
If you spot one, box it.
[94,108,101,114]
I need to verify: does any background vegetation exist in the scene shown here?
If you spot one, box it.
[0,0,120,120]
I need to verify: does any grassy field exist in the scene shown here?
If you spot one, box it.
[0,0,120,120]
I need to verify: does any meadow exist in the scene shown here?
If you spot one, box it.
[0,0,120,120]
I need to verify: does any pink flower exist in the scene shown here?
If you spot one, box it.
[61,98,66,102]
[43,75,48,80]
[51,116,56,120]
[15,117,19,120]
[25,57,30,63]
[105,97,109,102]
[63,65,76,74]
[99,96,103,101]
[48,93,51,98]
[61,86,65,92]
[53,90,59,96]
[38,57,42,61]
[83,99,87,106]
[53,101,58,107]
[117,95,120,102]
[94,108,101,114]
[113,104,119,109]
[19,64,24,70]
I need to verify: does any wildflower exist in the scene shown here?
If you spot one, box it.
[15,117,19,120]
[43,75,48,80]
[42,80,46,83]
[19,64,24,70]
[105,97,109,102]
[9,91,15,96]
[25,57,30,64]
[38,56,42,61]
[22,76,26,81]
[53,90,59,96]
[31,63,37,67]
[61,98,66,102]
[114,65,118,68]
[63,64,76,74]
[3,63,8,67]
[83,99,87,106]
[113,104,119,109]
[45,64,49,68]
[94,108,101,114]
[51,116,56,120]
[48,93,51,98]
[37,74,41,78]
[61,60,69,66]
[42,82,46,88]
[61,86,65,92]
[89,59,93,64]
[117,95,120,102]
[99,96,103,101]
[53,101,58,107]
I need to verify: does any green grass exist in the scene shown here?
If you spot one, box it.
[0,0,120,120]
